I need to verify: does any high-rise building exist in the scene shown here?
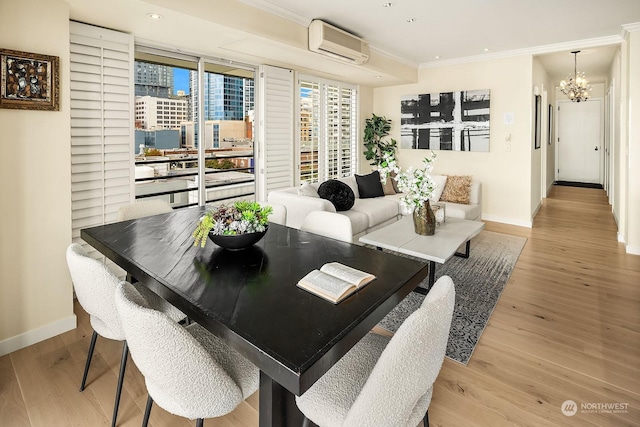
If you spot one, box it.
[189,72,254,123]
[135,62,173,98]
[135,96,188,130]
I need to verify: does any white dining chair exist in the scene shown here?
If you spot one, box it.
[117,199,173,221]
[114,281,259,427]
[66,243,184,427]
[295,275,456,427]
[301,211,353,243]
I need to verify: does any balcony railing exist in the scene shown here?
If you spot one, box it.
[135,149,255,209]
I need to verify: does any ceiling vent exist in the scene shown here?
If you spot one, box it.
[308,19,370,65]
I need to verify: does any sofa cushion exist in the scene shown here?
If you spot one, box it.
[297,183,320,198]
[430,175,448,202]
[389,171,400,194]
[440,175,472,204]
[381,176,396,195]
[442,202,481,221]
[339,176,360,198]
[351,198,400,228]
[317,180,355,211]
[355,171,385,198]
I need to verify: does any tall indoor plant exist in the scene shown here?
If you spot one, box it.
[363,114,398,182]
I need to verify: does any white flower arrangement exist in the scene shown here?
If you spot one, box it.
[394,151,437,211]
[378,150,400,184]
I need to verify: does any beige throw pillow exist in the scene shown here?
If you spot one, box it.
[439,175,472,204]
[382,177,396,195]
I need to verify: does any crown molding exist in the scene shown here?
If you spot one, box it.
[369,46,419,69]
[621,22,640,34]
[236,0,311,26]
[419,35,623,69]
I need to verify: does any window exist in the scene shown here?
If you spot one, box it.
[134,50,257,208]
[298,75,357,184]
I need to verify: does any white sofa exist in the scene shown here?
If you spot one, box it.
[267,175,482,240]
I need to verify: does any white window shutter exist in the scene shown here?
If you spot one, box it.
[70,22,133,246]
[297,75,357,184]
[256,65,294,201]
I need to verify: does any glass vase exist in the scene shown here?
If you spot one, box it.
[412,199,436,236]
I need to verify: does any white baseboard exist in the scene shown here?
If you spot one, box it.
[626,244,640,256]
[618,232,625,243]
[0,314,77,357]
[481,214,533,228]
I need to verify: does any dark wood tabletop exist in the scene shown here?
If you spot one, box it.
[81,206,429,426]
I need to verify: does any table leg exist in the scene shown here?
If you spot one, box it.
[454,240,471,258]
[413,260,435,295]
[259,371,306,427]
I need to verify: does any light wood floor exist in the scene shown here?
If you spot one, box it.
[2,186,639,426]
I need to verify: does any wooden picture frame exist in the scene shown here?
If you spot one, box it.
[0,48,59,111]
[534,95,541,149]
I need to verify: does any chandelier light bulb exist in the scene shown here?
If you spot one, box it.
[560,51,591,103]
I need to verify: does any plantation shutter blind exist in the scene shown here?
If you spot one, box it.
[256,65,294,200]
[299,80,320,183]
[340,86,357,177]
[69,22,133,246]
[298,75,357,183]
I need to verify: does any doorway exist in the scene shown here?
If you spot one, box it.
[556,99,603,184]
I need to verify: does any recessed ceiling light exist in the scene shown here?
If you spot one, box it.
[146,13,163,19]
[375,75,382,79]
[484,48,489,52]
[435,55,440,59]
[406,18,417,23]
[383,2,393,7]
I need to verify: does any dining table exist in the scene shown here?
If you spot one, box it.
[81,206,430,427]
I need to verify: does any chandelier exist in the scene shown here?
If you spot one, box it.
[559,51,591,102]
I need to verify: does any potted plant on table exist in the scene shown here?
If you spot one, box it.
[193,201,272,250]
[394,151,437,236]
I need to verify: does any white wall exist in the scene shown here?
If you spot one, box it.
[373,56,534,227]
[626,30,640,254]
[609,50,622,225]
[532,57,553,209]
[0,0,75,355]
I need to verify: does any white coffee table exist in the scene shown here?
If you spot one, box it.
[359,217,485,293]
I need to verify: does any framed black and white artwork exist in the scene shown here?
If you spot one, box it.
[400,89,490,152]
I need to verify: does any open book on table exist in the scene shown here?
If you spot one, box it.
[297,262,376,304]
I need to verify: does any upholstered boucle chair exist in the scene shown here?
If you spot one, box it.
[295,275,456,427]
[301,211,353,243]
[114,281,259,427]
[117,199,172,221]
[66,243,184,427]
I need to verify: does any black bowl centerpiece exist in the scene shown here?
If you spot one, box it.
[192,201,272,251]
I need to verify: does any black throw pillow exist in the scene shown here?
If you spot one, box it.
[317,180,355,211]
[355,171,385,198]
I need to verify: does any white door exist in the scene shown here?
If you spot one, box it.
[556,99,602,183]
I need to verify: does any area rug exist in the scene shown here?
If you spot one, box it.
[377,230,526,365]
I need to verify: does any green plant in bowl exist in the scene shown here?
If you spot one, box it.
[192,201,272,248]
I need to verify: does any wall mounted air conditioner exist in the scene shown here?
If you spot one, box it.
[308,19,370,65]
